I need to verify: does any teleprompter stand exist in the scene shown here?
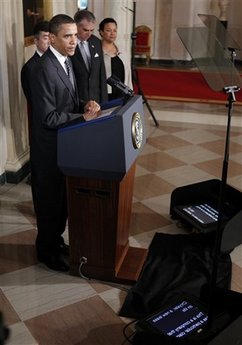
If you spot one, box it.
[126,1,159,127]
[168,15,242,343]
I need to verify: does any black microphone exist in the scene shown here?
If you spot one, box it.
[106,75,134,97]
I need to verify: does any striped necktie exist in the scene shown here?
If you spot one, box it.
[80,41,91,71]
[64,58,75,89]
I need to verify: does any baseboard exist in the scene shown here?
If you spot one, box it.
[4,161,30,184]
[0,172,6,185]
[135,57,195,68]
[135,57,242,70]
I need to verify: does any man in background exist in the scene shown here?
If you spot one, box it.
[21,20,50,105]
[21,20,50,184]
[71,9,108,104]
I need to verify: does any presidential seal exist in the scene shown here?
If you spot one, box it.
[131,112,143,149]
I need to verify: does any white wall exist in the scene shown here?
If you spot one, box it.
[136,0,222,61]
[52,0,77,16]
[227,0,242,60]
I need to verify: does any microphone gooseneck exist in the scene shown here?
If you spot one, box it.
[106,75,134,97]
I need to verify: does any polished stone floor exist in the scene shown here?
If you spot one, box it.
[0,99,242,345]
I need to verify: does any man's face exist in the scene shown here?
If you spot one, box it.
[50,23,77,56]
[35,31,50,53]
[76,19,95,41]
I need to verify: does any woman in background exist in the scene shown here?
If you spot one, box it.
[99,17,133,100]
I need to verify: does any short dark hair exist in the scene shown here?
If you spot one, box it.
[74,9,95,24]
[99,18,117,32]
[49,14,75,35]
[33,20,49,38]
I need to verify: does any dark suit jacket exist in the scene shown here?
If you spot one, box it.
[29,48,84,167]
[21,51,41,103]
[21,51,41,138]
[71,35,108,104]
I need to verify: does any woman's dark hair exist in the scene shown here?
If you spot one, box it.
[99,17,117,32]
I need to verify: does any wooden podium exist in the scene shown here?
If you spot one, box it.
[58,96,147,283]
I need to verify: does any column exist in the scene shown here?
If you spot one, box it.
[1,0,29,183]
[218,0,231,27]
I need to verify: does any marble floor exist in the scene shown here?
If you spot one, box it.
[0,99,242,345]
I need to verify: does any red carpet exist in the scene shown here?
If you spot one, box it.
[135,68,242,104]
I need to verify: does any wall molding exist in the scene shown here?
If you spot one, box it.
[135,57,242,69]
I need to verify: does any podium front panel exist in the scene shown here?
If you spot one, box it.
[57,95,146,180]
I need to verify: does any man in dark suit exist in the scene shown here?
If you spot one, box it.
[21,20,50,185]
[28,14,100,272]
[21,20,50,140]
[71,9,108,104]
[21,20,50,105]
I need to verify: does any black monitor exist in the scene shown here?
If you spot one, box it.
[136,299,208,339]
[174,198,238,233]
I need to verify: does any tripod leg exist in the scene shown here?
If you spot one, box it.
[132,66,159,127]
